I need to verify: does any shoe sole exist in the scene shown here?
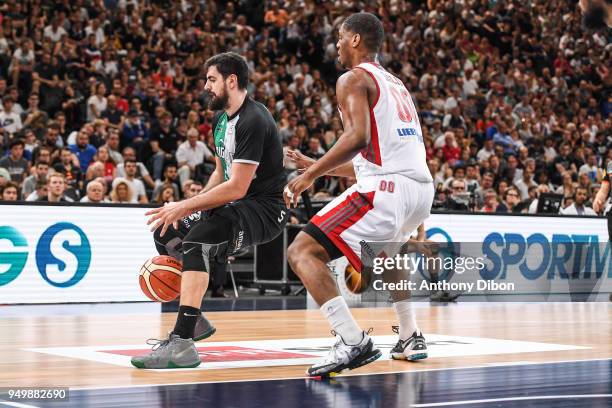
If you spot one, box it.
[131,359,202,369]
[193,326,217,342]
[309,348,382,378]
[390,351,428,361]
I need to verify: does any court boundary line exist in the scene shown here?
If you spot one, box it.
[411,394,612,407]
[69,357,612,391]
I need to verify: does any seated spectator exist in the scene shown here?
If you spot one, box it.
[154,182,177,204]
[21,160,48,199]
[444,179,470,211]
[39,173,72,202]
[121,110,149,148]
[147,110,179,180]
[115,151,154,194]
[121,159,149,204]
[110,178,134,204]
[559,187,597,216]
[479,189,499,213]
[0,96,23,139]
[81,180,109,203]
[102,95,125,130]
[514,167,537,200]
[0,139,29,184]
[95,146,117,184]
[305,136,325,160]
[496,187,521,213]
[54,148,83,200]
[0,181,19,201]
[184,181,203,199]
[153,163,180,201]
[25,179,47,202]
[69,130,97,170]
[87,83,107,122]
[176,127,214,185]
[102,129,123,164]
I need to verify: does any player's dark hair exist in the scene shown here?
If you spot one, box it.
[342,12,385,53]
[124,159,137,166]
[205,52,250,90]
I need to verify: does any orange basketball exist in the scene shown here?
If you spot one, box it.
[345,264,368,294]
[139,255,182,302]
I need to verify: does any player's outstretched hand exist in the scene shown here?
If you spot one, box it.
[284,172,315,208]
[145,201,190,237]
[286,149,316,172]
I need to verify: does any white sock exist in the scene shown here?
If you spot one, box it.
[320,296,363,345]
[393,299,418,340]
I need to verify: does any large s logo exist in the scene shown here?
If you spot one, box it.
[0,226,28,286]
[35,223,91,288]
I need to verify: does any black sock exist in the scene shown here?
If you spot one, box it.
[173,305,200,339]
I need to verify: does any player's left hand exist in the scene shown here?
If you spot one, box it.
[284,171,315,208]
[145,201,191,236]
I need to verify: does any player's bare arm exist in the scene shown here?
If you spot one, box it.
[284,69,374,207]
[146,162,257,236]
[201,156,225,194]
[286,149,356,177]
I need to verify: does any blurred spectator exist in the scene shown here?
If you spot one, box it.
[54,148,83,200]
[25,179,47,202]
[69,130,97,170]
[184,181,203,199]
[122,159,148,204]
[559,187,597,216]
[154,182,178,204]
[176,127,214,185]
[81,180,108,203]
[110,178,134,204]
[0,96,23,143]
[153,163,180,201]
[0,139,29,183]
[40,173,71,202]
[444,179,470,211]
[0,181,18,201]
[480,189,499,213]
[496,187,521,213]
[116,147,155,189]
[95,146,117,184]
[21,160,48,199]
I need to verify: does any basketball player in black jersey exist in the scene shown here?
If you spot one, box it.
[132,52,288,369]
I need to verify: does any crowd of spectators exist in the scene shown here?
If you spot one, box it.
[0,0,610,217]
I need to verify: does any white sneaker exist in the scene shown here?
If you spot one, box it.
[307,330,382,377]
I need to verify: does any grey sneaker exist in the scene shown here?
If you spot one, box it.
[194,314,216,341]
[131,334,201,369]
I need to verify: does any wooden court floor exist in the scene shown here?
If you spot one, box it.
[0,302,610,389]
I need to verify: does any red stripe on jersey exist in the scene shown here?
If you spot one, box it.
[354,66,382,167]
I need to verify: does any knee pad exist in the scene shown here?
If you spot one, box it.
[182,215,234,273]
[153,227,184,261]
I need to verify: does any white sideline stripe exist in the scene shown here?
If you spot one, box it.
[411,394,612,407]
[69,357,612,391]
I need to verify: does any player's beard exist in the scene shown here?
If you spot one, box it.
[208,86,229,110]
[582,1,609,29]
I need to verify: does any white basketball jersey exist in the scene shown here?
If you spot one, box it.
[348,62,433,183]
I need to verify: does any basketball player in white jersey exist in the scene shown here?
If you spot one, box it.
[284,12,434,377]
